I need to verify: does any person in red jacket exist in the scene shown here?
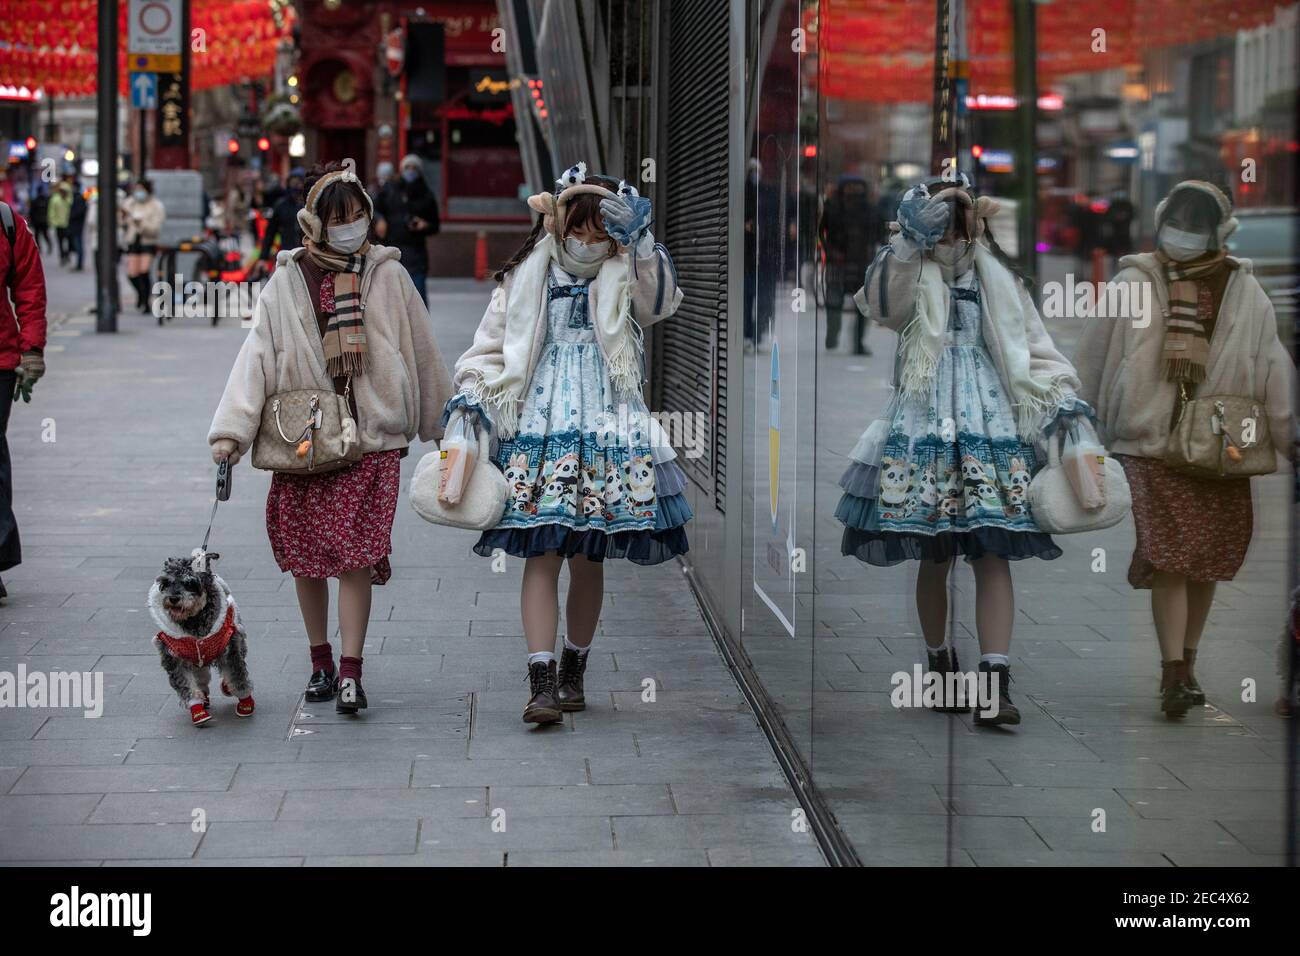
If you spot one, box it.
[0,200,48,599]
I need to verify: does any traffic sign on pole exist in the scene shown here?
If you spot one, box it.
[130,72,158,110]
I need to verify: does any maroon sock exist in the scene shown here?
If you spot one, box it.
[339,656,363,682]
[310,642,335,674]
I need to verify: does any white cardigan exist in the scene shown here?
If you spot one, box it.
[208,245,453,456]
[1074,252,1293,460]
[452,244,683,423]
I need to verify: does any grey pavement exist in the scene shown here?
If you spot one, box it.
[0,252,822,867]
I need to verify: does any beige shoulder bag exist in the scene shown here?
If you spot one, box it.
[252,378,362,474]
[1165,382,1276,480]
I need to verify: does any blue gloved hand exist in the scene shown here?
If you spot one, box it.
[600,182,652,249]
[896,194,952,251]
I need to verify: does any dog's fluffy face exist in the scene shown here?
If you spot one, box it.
[154,557,211,623]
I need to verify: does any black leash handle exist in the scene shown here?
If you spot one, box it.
[201,461,232,554]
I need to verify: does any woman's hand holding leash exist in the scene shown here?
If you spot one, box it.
[212,438,241,467]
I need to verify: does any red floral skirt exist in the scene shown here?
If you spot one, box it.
[1116,454,1253,589]
[265,449,401,584]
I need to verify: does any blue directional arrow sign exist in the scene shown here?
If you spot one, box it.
[130,72,158,110]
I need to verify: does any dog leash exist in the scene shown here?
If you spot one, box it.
[199,460,233,559]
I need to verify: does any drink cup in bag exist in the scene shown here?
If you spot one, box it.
[1061,421,1106,511]
[437,412,478,506]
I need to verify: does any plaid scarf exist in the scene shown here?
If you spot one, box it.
[1154,247,1227,384]
[305,239,369,378]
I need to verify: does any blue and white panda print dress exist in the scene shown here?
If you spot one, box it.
[474,262,692,564]
[835,267,1059,565]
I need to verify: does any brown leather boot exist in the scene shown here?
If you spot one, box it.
[556,646,589,712]
[926,645,971,714]
[1183,647,1206,705]
[522,660,562,725]
[1160,660,1195,719]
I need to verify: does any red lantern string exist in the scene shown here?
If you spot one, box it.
[0,0,293,97]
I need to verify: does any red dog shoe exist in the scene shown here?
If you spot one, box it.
[235,695,255,717]
[220,681,233,697]
[190,702,213,726]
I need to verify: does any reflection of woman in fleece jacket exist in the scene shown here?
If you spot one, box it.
[1074,180,1293,719]
[446,162,689,726]
[837,176,1090,726]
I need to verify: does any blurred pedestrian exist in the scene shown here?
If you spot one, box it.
[373,154,439,304]
[47,178,72,265]
[0,197,48,600]
[1074,180,1294,719]
[28,184,50,255]
[121,179,166,313]
[821,174,879,354]
[1103,189,1136,264]
[65,178,87,271]
[258,166,305,268]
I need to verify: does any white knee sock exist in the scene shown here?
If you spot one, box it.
[563,635,591,656]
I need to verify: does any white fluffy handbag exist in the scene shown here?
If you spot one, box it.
[409,426,510,531]
[1027,428,1131,534]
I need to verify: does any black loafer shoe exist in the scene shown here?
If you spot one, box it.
[335,677,368,714]
[305,669,338,702]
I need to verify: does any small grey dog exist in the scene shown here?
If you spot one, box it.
[147,549,254,726]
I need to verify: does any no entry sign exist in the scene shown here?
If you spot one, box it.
[128,0,183,56]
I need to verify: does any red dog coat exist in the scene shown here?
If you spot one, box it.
[156,603,237,666]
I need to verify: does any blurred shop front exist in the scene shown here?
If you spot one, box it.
[296,0,531,274]
[500,0,1299,865]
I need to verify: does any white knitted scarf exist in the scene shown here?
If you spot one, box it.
[898,242,1069,437]
[463,233,638,438]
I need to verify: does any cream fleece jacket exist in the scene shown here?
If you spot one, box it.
[122,196,165,244]
[208,245,453,456]
[452,244,683,409]
[1073,252,1294,460]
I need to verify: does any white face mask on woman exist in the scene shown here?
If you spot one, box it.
[328,216,370,254]
[564,236,609,263]
[1159,225,1211,262]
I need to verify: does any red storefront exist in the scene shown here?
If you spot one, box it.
[296,0,529,273]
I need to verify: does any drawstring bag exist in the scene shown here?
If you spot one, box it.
[410,413,509,531]
[1028,424,1131,534]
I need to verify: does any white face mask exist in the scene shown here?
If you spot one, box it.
[564,236,609,263]
[1159,225,1211,262]
[328,216,370,254]
[133,189,148,202]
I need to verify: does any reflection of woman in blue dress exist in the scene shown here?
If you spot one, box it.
[837,177,1090,726]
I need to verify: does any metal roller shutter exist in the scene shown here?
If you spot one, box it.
[658,0,730,513]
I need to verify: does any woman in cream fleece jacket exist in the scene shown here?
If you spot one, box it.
[1073,179,1294,719]
[208,162,452,715]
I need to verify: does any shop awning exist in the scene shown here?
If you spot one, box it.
[0,0,294,98]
